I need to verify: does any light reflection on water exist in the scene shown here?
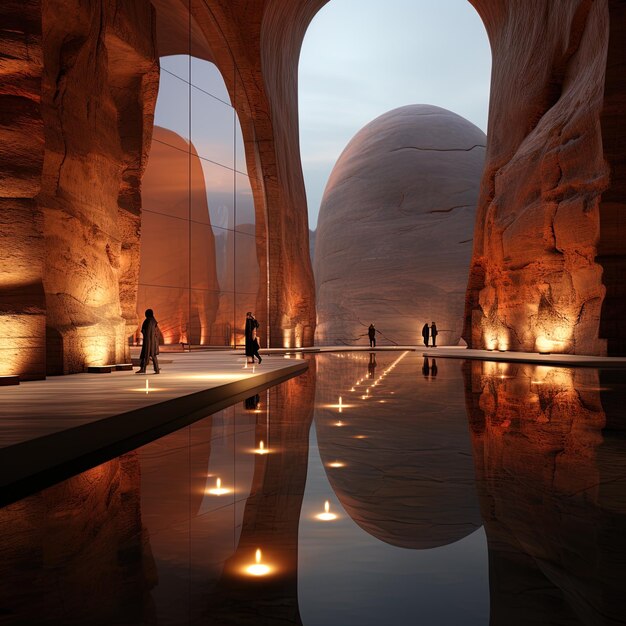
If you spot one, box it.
[1,353,626,626]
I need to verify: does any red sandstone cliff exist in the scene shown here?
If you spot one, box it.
[464,0,624,356]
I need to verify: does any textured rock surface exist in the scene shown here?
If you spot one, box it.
[39,0,159,373]
[156,0,323,348]
[0,1,46,379]
[464,360,626,624]
[138,126,219,344]
[315,105,485,346]
[464,0,625,355]
[315,352,481,548]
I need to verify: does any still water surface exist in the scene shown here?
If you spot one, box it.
[1,352,624,625]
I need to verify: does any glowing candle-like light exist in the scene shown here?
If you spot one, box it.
[316,500,337,521]
[246,549,271,576]
[254,440,269,455]
[207,477,230,495]
[350,387,355,392]
[145,379,149,394]
[334,420,344,427]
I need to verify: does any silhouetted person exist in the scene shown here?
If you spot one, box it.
[422,356,430,378]
[368,352,377,378]
[430,358,438,377]
[252,327,262,364]
[430,321,438,347]
[244,394,260,411]
[368,323,377,348]
[422,323,430,347]
[245,312,259,363]
[137,309,160,374]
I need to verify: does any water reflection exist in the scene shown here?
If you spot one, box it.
[315,352,481,549]
[1,355,625,625]
[464,360,626,626]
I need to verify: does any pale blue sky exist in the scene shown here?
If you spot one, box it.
[298,0,492,229]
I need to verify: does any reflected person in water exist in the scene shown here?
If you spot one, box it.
[136,309,160,374]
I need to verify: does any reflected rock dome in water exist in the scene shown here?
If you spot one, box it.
[315,354,482,549]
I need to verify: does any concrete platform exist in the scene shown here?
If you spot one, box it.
[0,351,307,507]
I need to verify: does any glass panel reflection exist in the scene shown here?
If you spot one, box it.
[191,88,234,169]
[154,69,189,142]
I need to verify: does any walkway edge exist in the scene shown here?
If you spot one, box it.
[0,361,308,508]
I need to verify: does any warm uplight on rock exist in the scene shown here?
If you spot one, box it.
[316,500,337,521]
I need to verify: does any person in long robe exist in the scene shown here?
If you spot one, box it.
[137,309,160,374]
[245,312,259,363]
[421,323,430,347]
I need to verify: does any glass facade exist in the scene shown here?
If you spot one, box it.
[137,40,262,347]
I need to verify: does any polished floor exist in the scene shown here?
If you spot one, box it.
[1,352,625,625]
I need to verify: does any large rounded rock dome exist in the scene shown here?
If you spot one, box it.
[314,104,486,346]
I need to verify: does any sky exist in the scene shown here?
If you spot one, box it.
[298,0,492,230]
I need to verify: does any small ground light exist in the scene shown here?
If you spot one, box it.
[316,500,337,521]
[246,549,271,576]
[206,477,230,495]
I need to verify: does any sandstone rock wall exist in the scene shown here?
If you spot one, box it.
[465,0,618,355]
[315,105,485,347]
[0,0,46,380]
[39,0,159,373]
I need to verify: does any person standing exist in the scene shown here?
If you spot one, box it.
[245,312,259,363]
[430,321,439,347]
[137,309,160,374]
[421,323,430,347]
[251,325,263,364]
[368,323,377,348]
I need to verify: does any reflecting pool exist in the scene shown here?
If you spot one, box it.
[1,353,625,625]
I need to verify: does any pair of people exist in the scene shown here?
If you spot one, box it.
[245,312,262,364]
[421,322,438,347]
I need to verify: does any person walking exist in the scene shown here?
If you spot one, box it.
[421,323,430,347]
[244,312,259,363]
[136,309,160,374]
[368,323,377,348]
[430,321,439,347]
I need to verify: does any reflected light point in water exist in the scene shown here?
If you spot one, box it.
[353,434,368,439]
[206,477,230,495]
[316,500,338,521]
[245,549,271,577]
[334,420,345,427]
[254,440,269,455]
[327,461,346,468]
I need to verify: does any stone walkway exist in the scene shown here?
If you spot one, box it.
[0,350,306,506]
